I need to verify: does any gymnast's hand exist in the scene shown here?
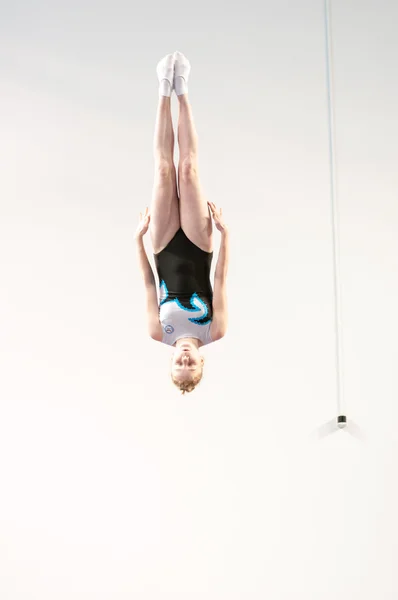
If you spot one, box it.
[134,207,151,240]
[208,201,227,233]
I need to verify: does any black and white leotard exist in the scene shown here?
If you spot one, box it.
[154,228,214,346]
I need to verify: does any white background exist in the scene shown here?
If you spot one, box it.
[1,0,397,597]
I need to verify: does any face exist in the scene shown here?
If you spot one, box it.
[171,342,204,382]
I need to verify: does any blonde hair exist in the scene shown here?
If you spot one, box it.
[171,360,204,395]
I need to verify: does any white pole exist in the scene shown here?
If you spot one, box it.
[323,0,347,428]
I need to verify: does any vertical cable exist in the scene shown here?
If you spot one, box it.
[323,0,345,418]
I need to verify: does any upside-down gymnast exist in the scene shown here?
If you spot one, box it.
[135,52,230,395]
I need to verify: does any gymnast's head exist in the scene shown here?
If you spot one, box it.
[170,338,205,395]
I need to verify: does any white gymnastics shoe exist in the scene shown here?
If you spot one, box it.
[173,50,191,96]
[156,53,175,97]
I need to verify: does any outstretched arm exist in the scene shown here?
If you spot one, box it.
[214,228,230,281]
[210,208,229,339]
[135,208,156,287]
[135,235,163,340]
[208,201,229,281]
[135,211,163,340]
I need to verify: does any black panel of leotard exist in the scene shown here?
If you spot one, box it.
[154,228,213,318]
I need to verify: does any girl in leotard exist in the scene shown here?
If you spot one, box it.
[135,52,229,395]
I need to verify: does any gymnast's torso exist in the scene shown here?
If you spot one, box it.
[153,228,214,347]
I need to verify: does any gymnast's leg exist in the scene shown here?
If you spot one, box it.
[149,54,180,255]
[174,52,213,253]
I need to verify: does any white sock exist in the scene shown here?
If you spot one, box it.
[156,54,174,97]
[174,76,188,96]
[173,51,191,96]
[159,79,172,97]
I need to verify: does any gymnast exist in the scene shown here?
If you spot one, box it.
[135,52,229,394]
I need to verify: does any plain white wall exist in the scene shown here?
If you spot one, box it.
[0,0,397,598]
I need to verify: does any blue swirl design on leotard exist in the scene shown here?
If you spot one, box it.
[159,279,211,326]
